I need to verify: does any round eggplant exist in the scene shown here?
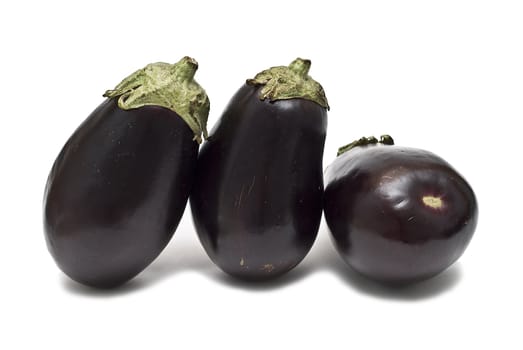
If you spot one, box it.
[190,58,329,281]
[324,136,478,284]
[43,57,209,288]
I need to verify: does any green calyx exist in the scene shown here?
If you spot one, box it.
[337,135,394,156]
[246,58,329,110]
[104,56,210,143]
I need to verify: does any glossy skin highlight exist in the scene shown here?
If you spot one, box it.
[324,144,478,284]
[190,84,327,281]
[44,99,198,288]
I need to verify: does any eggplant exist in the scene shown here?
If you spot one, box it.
[190,58,329,281]
[324,136,478,284]
[43,57,209,288]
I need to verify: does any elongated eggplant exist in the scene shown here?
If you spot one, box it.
[190,58,329,281]
[324,136,478,284]
[43,57,209,288]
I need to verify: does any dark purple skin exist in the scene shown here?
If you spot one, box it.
[324,143,478,284]
[190,84,327,281]
[44,98,198,288]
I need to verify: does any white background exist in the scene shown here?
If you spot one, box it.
[1,0,522,349]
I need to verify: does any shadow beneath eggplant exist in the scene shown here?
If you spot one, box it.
[61,228,215,297]
[62,227,462,298]
[207,262,313,292]
[62,233,310,296]
[135,238,215,286]
[307,231,463,301]
[61,275,147,297]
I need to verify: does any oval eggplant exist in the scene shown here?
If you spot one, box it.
[324,136,478,284]
[190,58,329,281]
[43,57,209,288]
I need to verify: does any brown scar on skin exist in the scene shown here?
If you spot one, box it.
[247,176,256,196]
[260,264,275,272]
[238,185,245,207]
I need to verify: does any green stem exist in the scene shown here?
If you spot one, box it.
[337,135,394,156]
[288,58,311,77]
[246,58,329,110]
[103,56,210,143]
